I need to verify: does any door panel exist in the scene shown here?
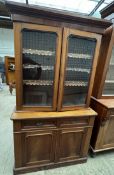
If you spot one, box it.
[58,127,87,162]
[58,28,101,111]
[14,23,62,111]
[22,130,55,166]
[103,115,114,148]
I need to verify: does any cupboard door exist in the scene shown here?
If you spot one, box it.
[58,127,87,162]
[58,28,101,111]
[14,23,62,111]
[101,115,114,149]
[21,130,56,166]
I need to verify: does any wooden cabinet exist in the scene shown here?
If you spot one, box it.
[90,98,114,154]
[12,109,96,174]
[90,2,114,155]
[5,56,15,85]
[6,1,112,174]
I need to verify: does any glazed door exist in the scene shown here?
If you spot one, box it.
[58,28,101,111]
[14,23,62,111]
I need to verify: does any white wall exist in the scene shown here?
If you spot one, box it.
[0,28,14,60]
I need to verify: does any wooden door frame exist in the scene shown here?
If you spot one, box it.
[57,27,101,111]
[13,22,62,111]
[92,26,114,99]
[101,28,114,99]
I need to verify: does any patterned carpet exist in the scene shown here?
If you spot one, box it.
[0,85,114,175]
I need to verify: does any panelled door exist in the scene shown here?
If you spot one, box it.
[58,28,101,111]
[57,127,88,162]
[14,22,62,111]
[21,130,56,166]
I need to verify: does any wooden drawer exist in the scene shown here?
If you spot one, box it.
[59,117,89,128]
[21,119,57,130]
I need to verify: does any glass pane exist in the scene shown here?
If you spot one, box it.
[22,29,57,106]
[63,35,96,106]
[103,46,114,95]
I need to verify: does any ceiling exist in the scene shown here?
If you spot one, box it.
[2,0,114,17]
[0,0,114,28]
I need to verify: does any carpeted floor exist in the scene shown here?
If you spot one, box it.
[0,85,114,175]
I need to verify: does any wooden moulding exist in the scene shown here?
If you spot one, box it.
[13,158,87,175]
[11,108,97,120]
[5,1,112,34]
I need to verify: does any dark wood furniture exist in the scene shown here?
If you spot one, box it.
[5,56,15,85]
[6,1,112,174]
[90,2,114,155]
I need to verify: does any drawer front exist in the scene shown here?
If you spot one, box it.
[21,120,57,130]
[59,117,89,128]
